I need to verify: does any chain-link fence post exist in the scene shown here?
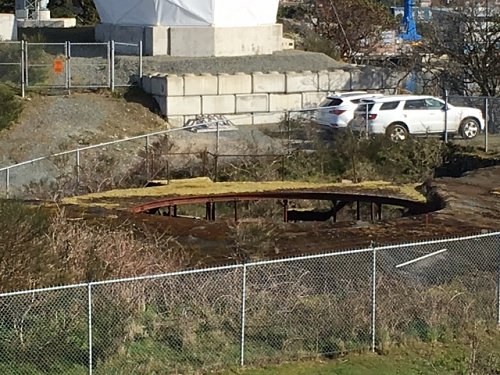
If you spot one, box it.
[139,40,143,79]
[485,97,489,153]
[5,168,10,198]
[145,135,150,180]
[20,40,25,98]
[65,41,69,89]
[240,264,247,367]
[75,149,80,190]
[88,283,93,375]
[110,41,115,92]
[444,89,449,143]
[371,241,377,353]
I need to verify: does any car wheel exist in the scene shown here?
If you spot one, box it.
[459,118,480,140]
[386,123,409,141]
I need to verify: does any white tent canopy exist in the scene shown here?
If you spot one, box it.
[93,0,280,27]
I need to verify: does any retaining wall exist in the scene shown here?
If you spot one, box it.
[142,67,404,127]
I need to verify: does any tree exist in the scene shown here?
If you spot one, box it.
[418,1,500,96]
[303,0,396,59]
[48,0,99,25]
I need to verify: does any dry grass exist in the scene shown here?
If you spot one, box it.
[61,178,425,209]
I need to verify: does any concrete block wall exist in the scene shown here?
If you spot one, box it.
[0,14,17,41]
[142,67,396,127]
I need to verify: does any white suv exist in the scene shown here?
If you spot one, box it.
[314,91,383,129]
[351,95,485,141]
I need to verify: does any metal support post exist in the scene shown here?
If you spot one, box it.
[145,136,150,180]
[240,264,248,367]
[20,40,25,98]
[371,242,377,352]
[110,41,115,92]
[88,283,93,375]
[76,149,80,188]
[25,42,29,87]
[64,41,69,89]
[485,97,489,153]
[139,40,143,79]
[286,112,291,153]
[216,121,220,156]
[5,169,10,199]
[444,90,449,143]
[365,102,370,139]
[67,41,72,89]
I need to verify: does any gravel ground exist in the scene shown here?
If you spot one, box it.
[0,91,285,195]
[121,50,348,76]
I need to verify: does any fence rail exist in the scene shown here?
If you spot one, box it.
[0,232,498,374]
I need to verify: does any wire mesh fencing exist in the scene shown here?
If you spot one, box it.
[0,41,23,92]
[0,232,498,374]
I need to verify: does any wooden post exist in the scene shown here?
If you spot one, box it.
[356,201,361,221]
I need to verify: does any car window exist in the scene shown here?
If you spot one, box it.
[424,98,444,109]
[404,99,427,110]
[380,101,400,110]
[356,102,374,112]
[320,98,342,107]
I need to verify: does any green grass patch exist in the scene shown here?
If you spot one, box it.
[222,338,500,375]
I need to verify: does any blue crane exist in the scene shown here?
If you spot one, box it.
[400,0,422,42]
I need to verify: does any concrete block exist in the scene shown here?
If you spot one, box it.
[202,95,236,114]
[253,112,284,126]
[145,26,169,56]
[302,92,328,109]
[153,95,167,117]
[169,26,215,57]
[0,14,17,41]
[167,116,186,128]
[269,94,302,112]
[184,74,218,96]
[225,114,253,126]
[166,74,184,96]
[150,74,167,96]
[141,74,152,94]
[318,70,352,91]
[286,71,319,93]
[166,96,202,116]
[213,24,283,56]
[218,73,252,95]
[236,94,269,113]
[252,71,286,93]
[349,70,363,90]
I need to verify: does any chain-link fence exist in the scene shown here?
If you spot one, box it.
[0,40,142,94]
[448,95,500,134]
[0,232,498,374]
[0,41,23,94]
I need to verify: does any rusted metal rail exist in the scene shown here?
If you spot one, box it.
[130,191,430,223]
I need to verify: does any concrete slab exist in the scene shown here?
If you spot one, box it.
[0,14,17,41]
[318,70,352,91]
[286,71,319,93]
[269,93,302,112]
[236,94,269,113]
[218,73,252,95]
[202,95,236,114]
[166,96,201,116]
[184,74,218,96]
[302,92,327,109]
[252,71,286,93]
